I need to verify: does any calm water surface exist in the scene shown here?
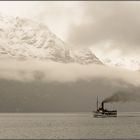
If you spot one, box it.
[0,112,139,139]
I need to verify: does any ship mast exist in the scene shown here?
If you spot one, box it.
[97,96,98,110]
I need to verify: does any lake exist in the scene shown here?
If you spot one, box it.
[0,112,139,139]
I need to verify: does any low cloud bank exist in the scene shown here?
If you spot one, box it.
[0,59,140,86]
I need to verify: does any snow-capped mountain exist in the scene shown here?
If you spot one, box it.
[0,14,102,65]
[101,57,140,71]
[70,49,102,65]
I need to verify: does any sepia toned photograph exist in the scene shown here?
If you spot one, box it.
[0,1,139,139]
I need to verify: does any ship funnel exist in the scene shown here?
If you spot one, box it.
[101,102,104,110]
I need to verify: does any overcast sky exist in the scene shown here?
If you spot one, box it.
[0,1,83,41]
[0,1,140,59]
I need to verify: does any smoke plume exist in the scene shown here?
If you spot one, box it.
[103,91,140,103]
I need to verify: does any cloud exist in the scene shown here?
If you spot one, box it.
[0,59,140,87]
[0,58,140,112]
[30,1,83,41]
[67,1,140,56]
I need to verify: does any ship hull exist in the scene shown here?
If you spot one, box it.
[94,111,117,118]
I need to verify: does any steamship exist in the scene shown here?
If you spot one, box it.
[93,97,117,118]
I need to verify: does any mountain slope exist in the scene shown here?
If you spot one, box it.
[0,79,139,112]
[102,57,140,70]
[0,15,102,65]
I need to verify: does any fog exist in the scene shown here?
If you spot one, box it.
[0,59,140,86]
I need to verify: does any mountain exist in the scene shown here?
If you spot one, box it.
[102,57,140,71]
[0,14,102,65]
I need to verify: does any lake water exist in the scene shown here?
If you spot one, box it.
[0,112,139,139]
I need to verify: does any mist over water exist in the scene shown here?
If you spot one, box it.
[0,59,140,86]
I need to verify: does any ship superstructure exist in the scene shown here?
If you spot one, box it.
[93,97,117,118]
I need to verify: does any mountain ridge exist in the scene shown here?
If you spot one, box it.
[0,15,102,65]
